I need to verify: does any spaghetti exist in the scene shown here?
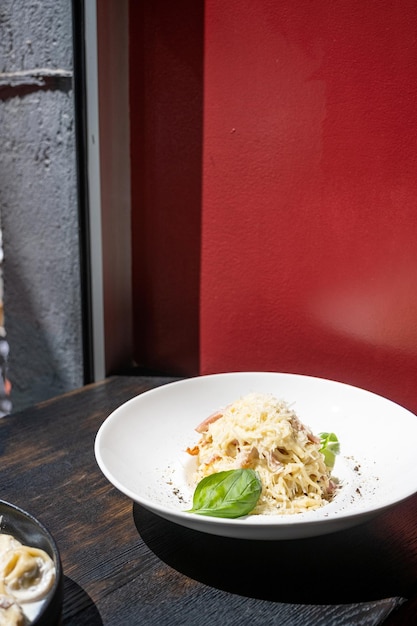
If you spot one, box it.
[187,392,337,515]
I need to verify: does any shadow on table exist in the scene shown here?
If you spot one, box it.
[61,577,103,626]
[132,501,415,606]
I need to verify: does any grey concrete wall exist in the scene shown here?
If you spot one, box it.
[0,0,84,412]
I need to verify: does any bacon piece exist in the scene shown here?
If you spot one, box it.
[195,410,224,433]
[186,445,199,456]
[307,432,321,444]
[326,479,337,495]
[268,450,284,471]
[239,446,259,469]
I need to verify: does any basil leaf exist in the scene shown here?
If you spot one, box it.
[186,469,262,518]
[319,432,340,469]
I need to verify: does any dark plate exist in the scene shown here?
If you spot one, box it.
[0,500,63,625]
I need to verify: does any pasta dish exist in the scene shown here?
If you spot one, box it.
[186,392,337,515]
[0,532,55,625]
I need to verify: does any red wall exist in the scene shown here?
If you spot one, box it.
[130,1,417,413]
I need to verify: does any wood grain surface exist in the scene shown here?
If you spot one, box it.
[1,375,416,625]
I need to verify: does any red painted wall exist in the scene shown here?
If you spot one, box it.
[199,0,417,412]
[130,1,417,412]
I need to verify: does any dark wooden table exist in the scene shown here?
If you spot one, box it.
[1,375,417,625]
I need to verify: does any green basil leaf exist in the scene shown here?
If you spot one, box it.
[186,469,262,518]
[319,432,340,469]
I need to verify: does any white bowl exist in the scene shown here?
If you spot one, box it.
[95,372,417,540]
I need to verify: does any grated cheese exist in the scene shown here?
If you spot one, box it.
[188,392,335,515]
